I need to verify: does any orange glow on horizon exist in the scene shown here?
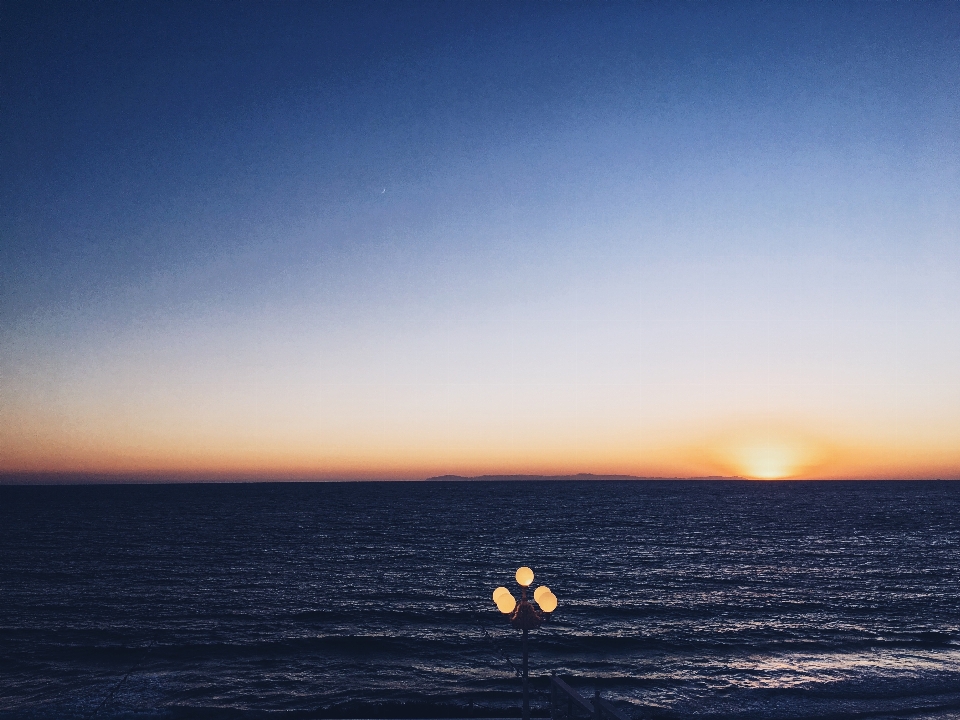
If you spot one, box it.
[2,418,958,481]
[2,384,958,481]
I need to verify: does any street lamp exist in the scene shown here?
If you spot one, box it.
[492,567,558,720]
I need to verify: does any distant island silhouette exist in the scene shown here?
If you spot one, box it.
[426,473,745,481]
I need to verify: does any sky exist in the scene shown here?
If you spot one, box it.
[2,1,959,481]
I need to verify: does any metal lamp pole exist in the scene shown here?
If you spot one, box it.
[492,567,558,720]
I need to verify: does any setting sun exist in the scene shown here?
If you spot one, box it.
[737,443,803,479]
[708,431,824,480]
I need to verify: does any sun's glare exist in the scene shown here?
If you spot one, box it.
[711,430,822,480]
[739,443,803,479]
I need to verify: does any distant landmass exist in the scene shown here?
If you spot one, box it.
[426,473,745,481]
[1,472,748,485]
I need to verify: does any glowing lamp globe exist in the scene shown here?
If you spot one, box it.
[496,593,517,614]
[515,566,534,587]
[533,586,551,604]
[493,586,510,603]
[538,591,558,613]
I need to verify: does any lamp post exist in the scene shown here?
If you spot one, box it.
[492,567,558,720]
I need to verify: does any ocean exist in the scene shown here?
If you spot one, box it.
[1,480,959,720]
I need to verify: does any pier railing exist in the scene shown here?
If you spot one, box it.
[549,673,630,720]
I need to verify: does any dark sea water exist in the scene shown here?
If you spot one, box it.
[2,480,960,720]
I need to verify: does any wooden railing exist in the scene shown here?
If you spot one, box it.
[549,673,630,720]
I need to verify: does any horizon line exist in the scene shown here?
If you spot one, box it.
[1,472,958,486]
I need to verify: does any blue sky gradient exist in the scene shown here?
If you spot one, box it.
[3,1,959,478]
